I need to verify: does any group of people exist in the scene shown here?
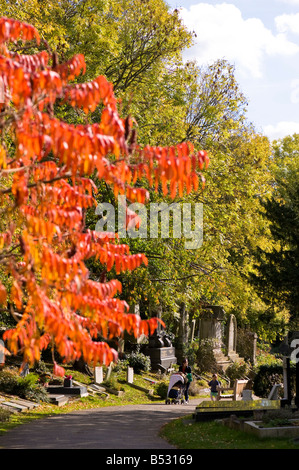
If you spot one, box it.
[175,358,220,403]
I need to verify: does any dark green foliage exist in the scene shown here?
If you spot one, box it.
[253,363,296,398]
[250,140,299,323]
[126,351,151,373]
[261,409,299,428]
[154,380,168,398]
[0,370,50,403]
[225,361,250,382]
[196,339,219,374]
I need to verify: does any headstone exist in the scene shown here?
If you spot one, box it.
[252,332,257,365]
[199,306,225,354]
[268,383,281,400]
[105,364,112,381]
[227,314,237,354]
[242,389,253,400]
[190,319,196,343]
[94,366,103,385]
[20,363,29,377]
[126,366,134,384]
[146,329,177,371]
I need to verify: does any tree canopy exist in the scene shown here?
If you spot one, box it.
[250,134,299,330]
[0,16,209,373]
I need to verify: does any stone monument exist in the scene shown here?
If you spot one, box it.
[199,306,225,353]
[145,329,177,372]
[227,314,237,356]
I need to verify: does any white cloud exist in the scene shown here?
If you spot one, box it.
[275,13,299,35]
[263,121,299,140]
[276,0,299,5]
[291,79,299,103]
[179,3,299,78]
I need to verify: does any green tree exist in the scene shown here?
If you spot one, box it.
[250,134,299,328]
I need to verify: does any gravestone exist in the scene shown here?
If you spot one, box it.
[105,364,112,381]
[227,314,237,355]
[242,389,253,400]
[20,362,29,377]
[268,383,282,400]
[145,328,177,371]
[199,306,230,370]
[199,306,225,354]
[252,332,258,365]
[94,366,103,385]
[190,319,196,343]
[126,366,134,384]
[194,399,280,422]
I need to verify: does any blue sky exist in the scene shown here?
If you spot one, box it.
[166,0,299,141]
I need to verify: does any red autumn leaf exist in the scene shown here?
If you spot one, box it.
[53,362,65,377]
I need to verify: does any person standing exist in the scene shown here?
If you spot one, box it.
[179,358,192,404]
[208,373,220,401]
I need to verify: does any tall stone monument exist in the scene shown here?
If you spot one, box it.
[199,305,225,355]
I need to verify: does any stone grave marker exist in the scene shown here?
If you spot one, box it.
[94,366,103,385]
[268,383,282,400]
[105,364,112,381]
[242,389,253,400]
[126,366,134,384]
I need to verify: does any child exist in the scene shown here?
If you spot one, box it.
[208,373,220,401]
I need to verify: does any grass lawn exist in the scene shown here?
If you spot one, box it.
[160,414,299,449]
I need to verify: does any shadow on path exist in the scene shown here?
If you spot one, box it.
[0,400,204,449]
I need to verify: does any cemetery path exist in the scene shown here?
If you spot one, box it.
[0,399,204,449]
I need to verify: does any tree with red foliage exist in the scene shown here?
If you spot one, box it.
[0,18,209,376]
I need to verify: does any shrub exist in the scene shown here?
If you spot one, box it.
[236,328,256,362]
[126,352,151,373]
[253,363,296,398]
[180,340,199,367]
[196,339,219,373]
[103,375,124,392]
[225,361,250,382]
[154,380,168,399]
[0,369,49,403]
[0,369,20,394]
[0,407,11,423]
[17,373,50,403]
[261,409,299,427]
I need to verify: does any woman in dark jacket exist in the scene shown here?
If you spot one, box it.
[179,358,192,403]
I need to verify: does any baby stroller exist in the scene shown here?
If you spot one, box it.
[165,372,186,404]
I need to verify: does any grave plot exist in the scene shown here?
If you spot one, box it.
[193,399,281,421]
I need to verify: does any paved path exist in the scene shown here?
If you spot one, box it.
[0,399,204,449]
